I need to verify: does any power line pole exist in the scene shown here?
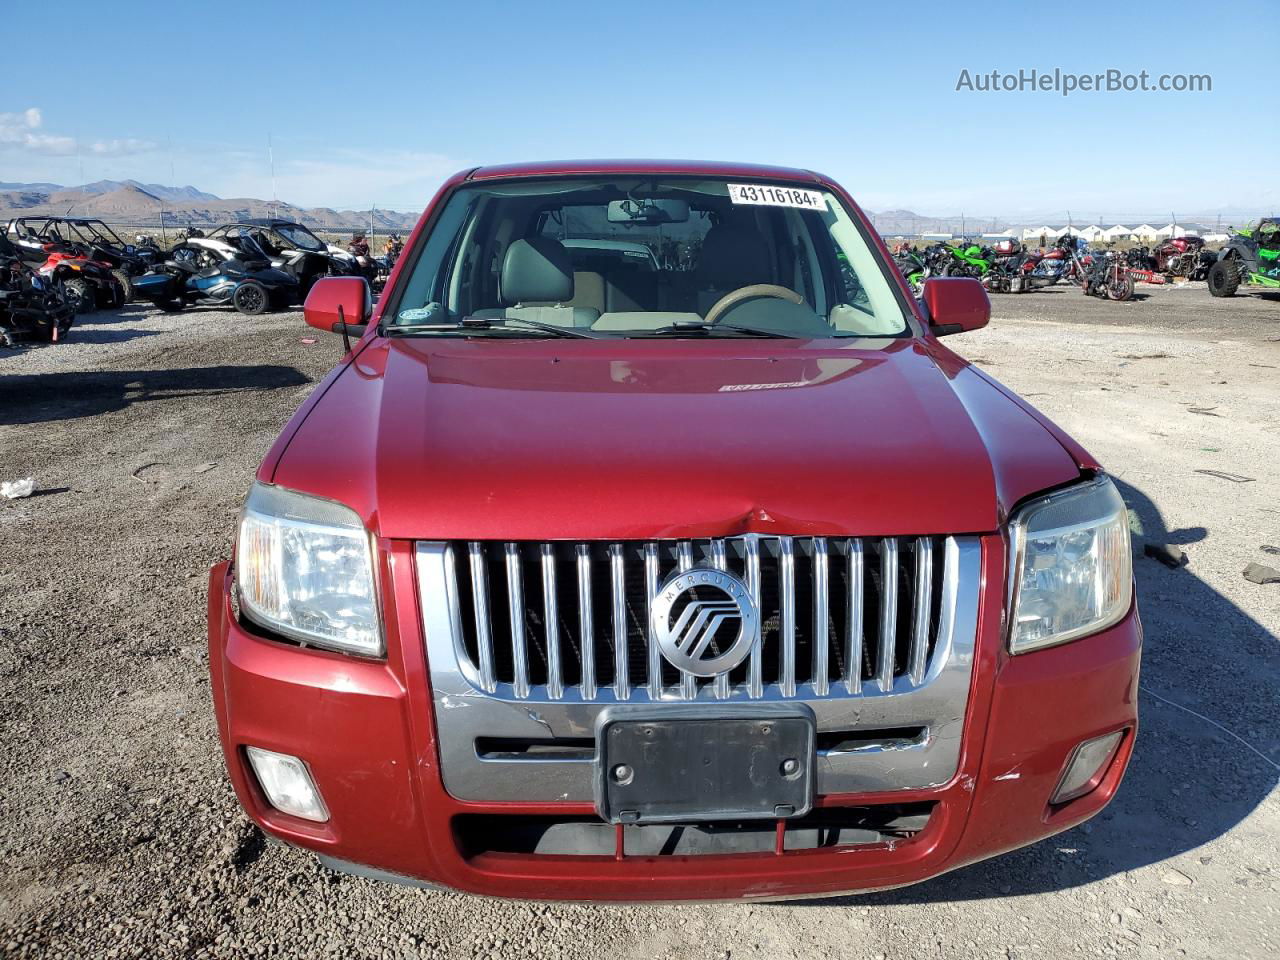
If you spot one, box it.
[268,134,278,220]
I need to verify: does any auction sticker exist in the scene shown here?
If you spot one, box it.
[728,183,827,211]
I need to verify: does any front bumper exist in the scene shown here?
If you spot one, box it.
[207,539,1140,901]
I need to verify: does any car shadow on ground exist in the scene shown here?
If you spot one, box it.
[797,477,1278,906]
[0,365,312,426]
[63,327,164,345]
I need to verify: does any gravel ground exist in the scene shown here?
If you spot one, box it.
[0,285,1277,959]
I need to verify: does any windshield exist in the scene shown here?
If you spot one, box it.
[274,223,325,252]
[390,177,910,338]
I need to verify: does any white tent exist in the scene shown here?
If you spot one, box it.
[1130,224,1159,241]
[1155,224,1201,239]
[1073,225,1104,241]
[1101,225,1135,242]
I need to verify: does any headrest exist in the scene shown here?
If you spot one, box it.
[501,237,573,305]
[696,218,771,289]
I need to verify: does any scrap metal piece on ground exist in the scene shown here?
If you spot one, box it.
[1194,469,1256,483]
[1144,543,1186,568]
[1243,563,1280,585]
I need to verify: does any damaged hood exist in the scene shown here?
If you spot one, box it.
[269,336,1083,540]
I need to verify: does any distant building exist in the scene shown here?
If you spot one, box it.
[1130,224,1160,241]
[1154,223,1209,239]
[1101,225,1136,242]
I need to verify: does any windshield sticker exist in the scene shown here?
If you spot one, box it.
[727,184,828,212]
[398,304,442,323]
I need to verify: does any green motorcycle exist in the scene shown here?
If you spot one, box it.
[927,241,991,278]
[1208,219,1280,296]
[892,249,927,296]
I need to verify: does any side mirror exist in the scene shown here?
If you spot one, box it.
[304,276,371,337]
[922,277,990,336]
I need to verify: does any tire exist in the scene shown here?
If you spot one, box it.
[1107,272,1135,301]
[232,281,269,316]
[111,269,134,303]
[62,276,95,313]
[1208,260,1239,298]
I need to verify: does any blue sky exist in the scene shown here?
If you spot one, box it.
[2,0,1275,220]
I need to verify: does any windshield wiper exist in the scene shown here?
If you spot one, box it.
[386,316,601,339]
[645,321,794,339]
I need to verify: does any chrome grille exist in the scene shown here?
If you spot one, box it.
[436,536,952,703]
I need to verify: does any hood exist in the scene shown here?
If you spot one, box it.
[269,337,1083,540]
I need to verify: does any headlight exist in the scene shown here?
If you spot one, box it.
[1008,476,1132,654]
[235,482,382,656]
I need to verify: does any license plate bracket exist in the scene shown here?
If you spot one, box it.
[597,714,814,825]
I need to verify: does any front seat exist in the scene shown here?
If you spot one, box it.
[694,217,772,315]
[494,237,599,327]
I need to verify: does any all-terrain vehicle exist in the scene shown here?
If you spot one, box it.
[5,216,157,301]
[132,233,299,315]
[1207,219,1280,297]
[204,220,351,301]
[4,219,126,313]
[0,233,76,345]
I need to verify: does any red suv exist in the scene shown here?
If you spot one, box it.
[208,160,1140,901]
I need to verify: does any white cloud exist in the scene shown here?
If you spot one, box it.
[0,107,154,158]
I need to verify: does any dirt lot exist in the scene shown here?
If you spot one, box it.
[1,284,1277,959]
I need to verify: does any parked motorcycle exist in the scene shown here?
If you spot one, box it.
[1075,247,1135,301]
[892,248,927,296]
[929,240,991,278]
[1152,235,1214,280]
[132,234,299,315]
[982,238,1063,294]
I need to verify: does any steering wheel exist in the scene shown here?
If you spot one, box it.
[703,283,804,325]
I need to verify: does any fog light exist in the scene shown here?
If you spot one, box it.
[1051,730,1124,805]
[245,747,329,822]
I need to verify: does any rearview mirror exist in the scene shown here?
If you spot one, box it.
[921,277,989,336]
[304,276,371,336]
[607,198,689,224]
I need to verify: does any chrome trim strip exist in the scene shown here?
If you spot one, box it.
[417,537,983,803]
[644,543,661,699]
[812,538,829,697]
[576,544,596,701]
[779,536,796,698]
[745,537,763,699]
[846,538,864,695]
[504,543,529,699]
[609,544,629,701]
[710,539,730,700]
[541,544,563,700]
[877,537,898,693]
[676,541,697,700]
[467,543,496,693]
[909,537,933,686]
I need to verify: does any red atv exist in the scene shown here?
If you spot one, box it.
[5,222,125,313]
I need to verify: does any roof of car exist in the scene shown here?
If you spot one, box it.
[468,159,824,183]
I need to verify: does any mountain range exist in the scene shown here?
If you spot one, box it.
[0,181,420,232]
[0,181,1267,236]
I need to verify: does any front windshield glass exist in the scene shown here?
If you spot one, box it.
[274,223,325,251]
[390,177,910,338]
